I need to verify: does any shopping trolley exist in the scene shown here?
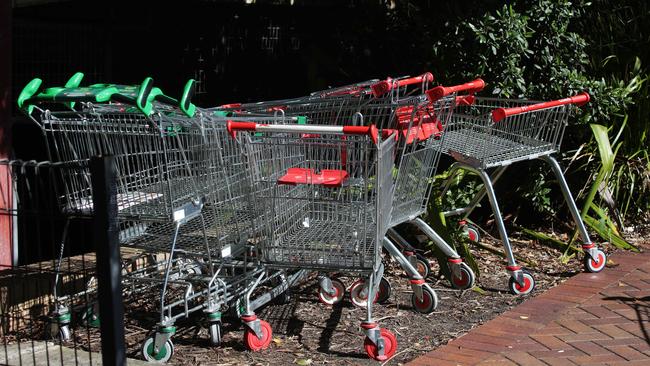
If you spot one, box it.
[217,77,486,294]
[218,92,442,310]
[311,73,435,100]
[16,75,305,362]
[228,121,399,360]
[436,92,606,295]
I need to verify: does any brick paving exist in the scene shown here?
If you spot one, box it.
[408,250,650,366]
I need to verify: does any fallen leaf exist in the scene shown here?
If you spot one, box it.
[295,359,312,366]
[472,286,487,295]
[273,337,283,345]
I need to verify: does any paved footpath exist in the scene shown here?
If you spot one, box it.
[408,250,650,366]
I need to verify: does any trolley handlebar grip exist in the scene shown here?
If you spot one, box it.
[219,103,242,109]
[227,121,382,144]
[491,92,591,122]
[395,72,435,87]
[456,95,476,106]
[426,78,485,102]
[371,72,435,97]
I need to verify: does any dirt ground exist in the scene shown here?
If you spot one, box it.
[17,218,645,366]
[106,219,648,366]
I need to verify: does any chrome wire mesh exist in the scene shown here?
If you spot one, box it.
[437,97,571,168]
[234,130,397,272]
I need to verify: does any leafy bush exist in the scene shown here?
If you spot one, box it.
[430,0,648,225]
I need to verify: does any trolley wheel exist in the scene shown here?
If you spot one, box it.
[318,278,345,305]
[584,249,607,273]
[349,279,379,308]
[243,320,272,351]
[411,285,438,314]
[46,322,71,342]
[508,271,535,295]
[450,262,476,290]
[376,278,392,304]
[415,253,431,278]
[208,322,222,347]
[142,336,174,363]
[80,306,100,328]
[463,223,481,243]
[364,328,398,361]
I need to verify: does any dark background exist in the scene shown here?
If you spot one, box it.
[5,0,533,264]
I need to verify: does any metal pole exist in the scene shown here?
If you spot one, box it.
[0,0,13,268]
[90,155,126,366]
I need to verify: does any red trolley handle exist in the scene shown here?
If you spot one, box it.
[371,72,435,97]
[492,92,590,122]
[426,78,486,102]
[227,121,394,144]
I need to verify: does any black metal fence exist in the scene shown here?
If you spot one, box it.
[0,157,126,366]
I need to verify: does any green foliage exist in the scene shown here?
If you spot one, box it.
[431,0,649,226]
[467,4,532,97]
[516,169,555,216]
[438,170,483,212]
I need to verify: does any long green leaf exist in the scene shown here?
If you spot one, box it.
[591,124,615,173]
[589,202,621,236]
[519,226,580,254]
[583,215,638,252]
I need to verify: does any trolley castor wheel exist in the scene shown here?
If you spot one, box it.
[80,305,100,328]
[415,252,431,278]
[364,328,398,361]
[208,322,222,347]
[584,248,607,273]
[411,284,438,314]
[45,321,71,342]
[461,221,481,243]
[450,262,476,290]
[243,318,272,351]
[46,309,71,341]
[376,278,392,304]
[142,336,174,363]
[508,270,535,295]
[205,311,222,346]
[349,279,379,308]
[318,277,345,305]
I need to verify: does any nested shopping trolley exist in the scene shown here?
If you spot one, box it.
[16,74,303,362]
[217,76,486,296]
[16,75,226,346]
[437,92,606,295]
[228,121,400,360]
[218,91,443,310]
[381,79,488,295]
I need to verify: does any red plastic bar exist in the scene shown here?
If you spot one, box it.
[455,95,476,106]
[371,72,434,97]
[226,120,257,138]
[342,125,379,144]
[395,72,434,88]
[219,103,242,109]
[227,121,383,144]
[426,78,485,101]
[491,92,590,122]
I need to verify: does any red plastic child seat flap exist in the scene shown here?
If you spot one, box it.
[400,126,420,144]
[278,168,349,187]
[419,120,443,140]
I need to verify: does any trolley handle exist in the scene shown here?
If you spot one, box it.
[219,103,243,109]
[492,92,590,122]
[227,121,386,144]
[426,78,485,102]
[371,72,435,97]
[17,75,157,116]
[456,95,476,106]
